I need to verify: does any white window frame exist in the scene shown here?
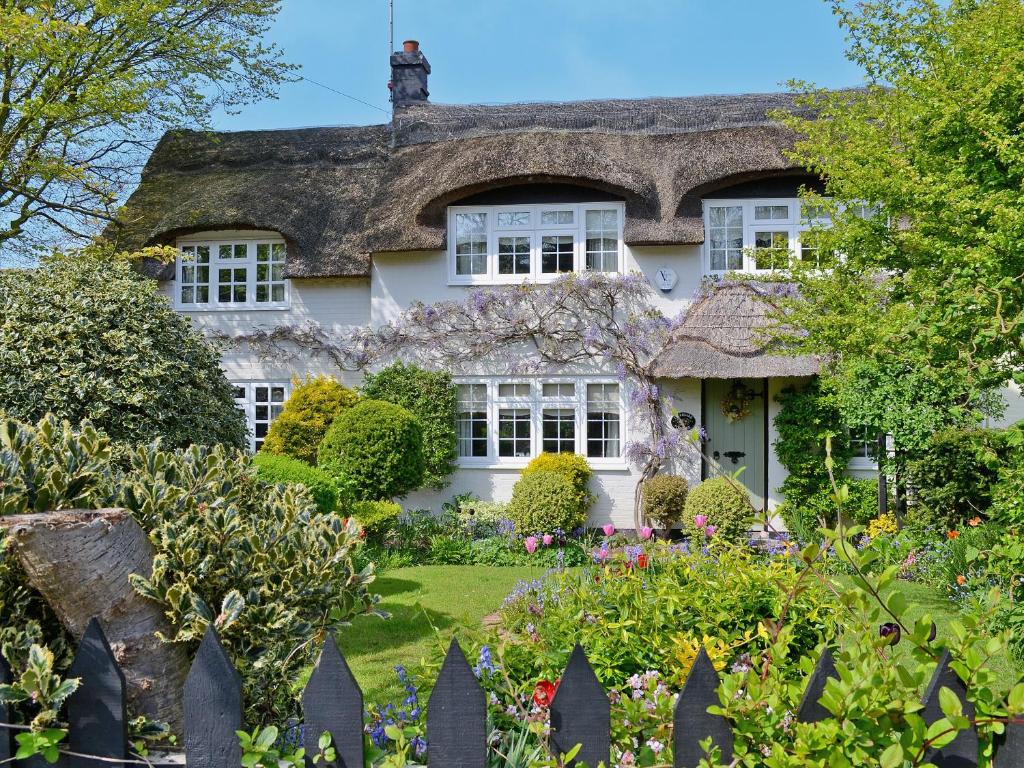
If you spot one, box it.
[848,426,881,471]
[175,233,291,311]
[232,381,290,452]
[452,377,627,469]
[702,198,833,276]
[447,202,625,285]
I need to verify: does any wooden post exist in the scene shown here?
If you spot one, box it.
[67,619,128,768]
[301,635,364,768]
[427,640,486,768]
[0,654,11,764]
[921,650,977,767]
[184,627,243,768]
[673,648,732,767]
[796,647,837,724]
[549,644,609,768]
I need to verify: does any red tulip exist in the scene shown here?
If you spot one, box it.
[533,678,560,707]
[636,553,649,569]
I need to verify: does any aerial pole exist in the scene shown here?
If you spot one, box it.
[388,0,394,103]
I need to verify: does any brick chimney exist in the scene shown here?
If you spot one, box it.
[389,40,430,105]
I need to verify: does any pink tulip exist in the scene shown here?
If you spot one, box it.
[639,526,654,540]
[525,536,538,554]
[693,515,708,529]
[542,534,554,546]
[602,524,616,537]
[704,525,717,538]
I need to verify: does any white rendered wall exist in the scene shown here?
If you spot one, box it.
[987,381,1024,429]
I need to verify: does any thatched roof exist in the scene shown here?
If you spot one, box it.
[652,282,820,379]
[113,92,817,280]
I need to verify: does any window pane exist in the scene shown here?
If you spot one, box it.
[542,382,575,398]
[540,210,574,226]
[498,408,531,457]
[542,409,576,453]
[255,241,286,303]
[753,230,789,270]
[585,209,618,272]
[754,204,789,221]
[541,235,574,274]
[497,236,531,275]
[455,213,488,276]
[498,382,530,398]
[179,245,211,304]
[457,384,488,457]
[496,211,530,227]
[586,383,620,458]
[708,206,744,272]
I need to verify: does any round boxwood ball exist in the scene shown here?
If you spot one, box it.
[318,399,424,500]
[682,476,753,544]
[507,469,586,535]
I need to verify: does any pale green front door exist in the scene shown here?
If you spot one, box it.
[702,378,768,511]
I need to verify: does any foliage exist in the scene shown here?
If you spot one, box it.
[0,251,247,450]
[989,423,1024,528]
[640,474,689,530]
[906,426,1006,530]
[236,727,334,768]
[773,380,854,531]
[865,512,898,539]
[252,453,339,514]
[0,644,78,730]
[260,376,359,465]
[520,453,596,523]
[352,500,403,541]
[318,400,425,501]
[458,500,511,525]
[506,470,587,535]
[771,0,1024,434]
[0,1,293,260]
[361,363,457,490]
[0,415,381,727]
[698,523,1024,767]
[682,477,754,544]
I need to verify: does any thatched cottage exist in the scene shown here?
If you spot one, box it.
[114,42,1022,527]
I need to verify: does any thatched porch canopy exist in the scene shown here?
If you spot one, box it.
[652,282,820,379]
[112,92,820,280]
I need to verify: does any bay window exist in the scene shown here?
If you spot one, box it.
[454,378,624,466]
[176,236,290,309]
[448,202,624,284]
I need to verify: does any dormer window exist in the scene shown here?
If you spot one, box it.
[448,203,624,285]
[704,198,834,274]
[175,232,290,310]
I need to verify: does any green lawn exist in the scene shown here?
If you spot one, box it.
[337,565,546,706]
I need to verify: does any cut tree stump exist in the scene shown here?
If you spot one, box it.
[1,509,189,733]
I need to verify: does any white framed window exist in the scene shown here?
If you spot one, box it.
[175,233,290,310]
[447,202,624,285]
[703,198,840,274]
[232,381,289,452]
[452,377,625,467]
[848,426,880,470]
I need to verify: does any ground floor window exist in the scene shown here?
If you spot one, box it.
[454,378,624,465]
[232,381,289,452]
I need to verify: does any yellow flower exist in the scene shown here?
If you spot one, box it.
[867,512,899,538]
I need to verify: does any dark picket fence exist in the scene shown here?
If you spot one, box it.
[2,618,1023,768]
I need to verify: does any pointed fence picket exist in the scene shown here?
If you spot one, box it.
[4,618,1023,768]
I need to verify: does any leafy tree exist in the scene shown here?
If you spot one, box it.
[773,0,1024,427]
[360,363,457,490]
[0,249,247,449]
[0,1,294,263]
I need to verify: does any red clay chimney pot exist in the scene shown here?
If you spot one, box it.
[402,40,419,52]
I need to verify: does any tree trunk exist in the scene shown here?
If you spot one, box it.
[2,509,189,734]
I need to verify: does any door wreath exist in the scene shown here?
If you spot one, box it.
[720,382,754,422]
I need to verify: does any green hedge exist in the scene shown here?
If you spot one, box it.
[260,376,359,464]
[317,399,425,500]
[507,470,586,534]
[682,476,753,543]
[252,453,339,513]
[641,474,689,530]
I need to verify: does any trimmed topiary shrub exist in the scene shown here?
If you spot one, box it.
[252,453,339,513]
[317,399,424,500]
[260,375,359,464]
[360,363,457,490]
[459,500,511,525]
[641,474,689,530]
[0,250,246,450]
[351,499,403,540]
[507,470,586,534]
[682,476,753,543]
[520,452,595,521]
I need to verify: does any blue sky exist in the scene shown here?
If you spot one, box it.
[213,0,864,131]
